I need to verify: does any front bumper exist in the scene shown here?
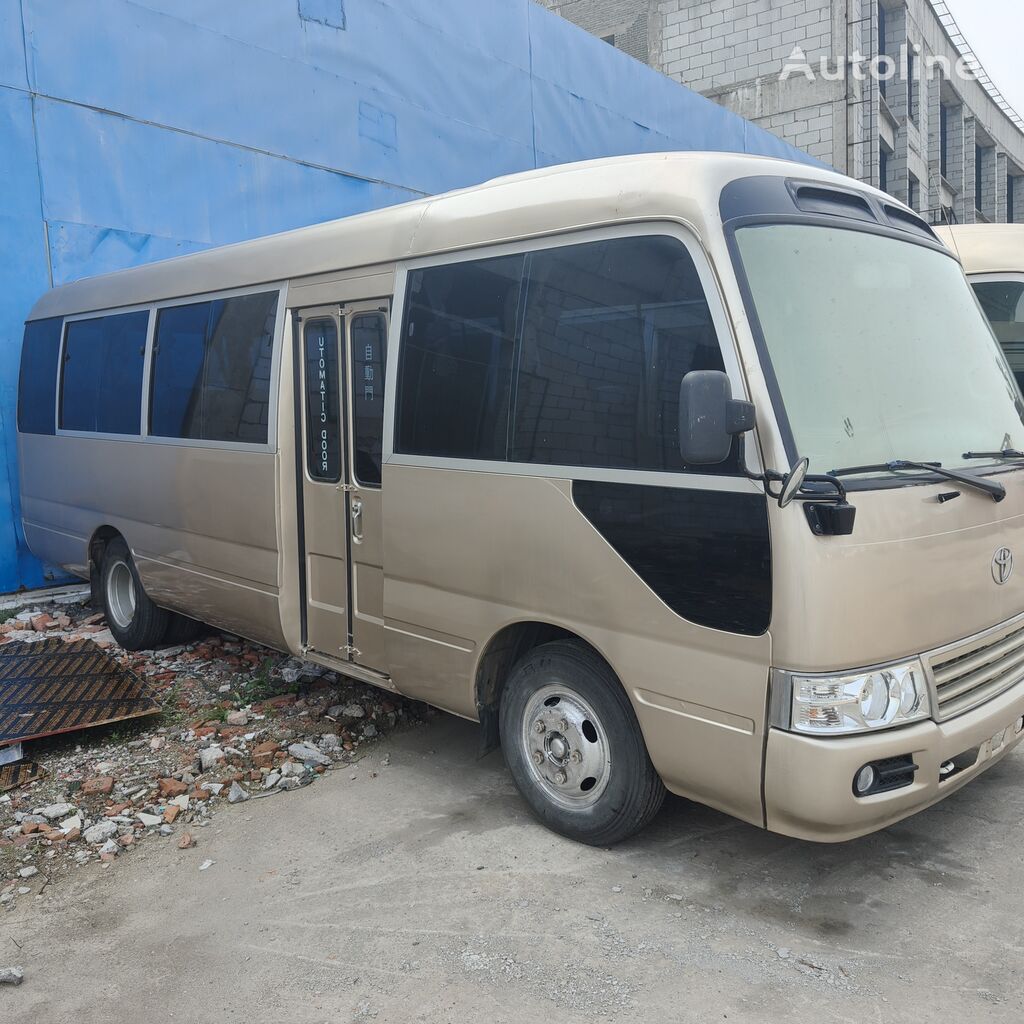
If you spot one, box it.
[764,673,1024,842]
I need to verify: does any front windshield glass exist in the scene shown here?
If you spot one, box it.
[735,224,1024,475]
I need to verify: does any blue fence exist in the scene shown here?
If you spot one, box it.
[0,0,816,592]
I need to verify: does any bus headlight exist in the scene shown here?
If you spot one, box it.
[780,661,931,735]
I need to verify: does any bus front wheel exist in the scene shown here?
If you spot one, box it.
[499,639,665,846]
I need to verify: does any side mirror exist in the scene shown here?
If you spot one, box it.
[678,370,756,466]
[778,457,810,509]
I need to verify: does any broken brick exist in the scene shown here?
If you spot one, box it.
[82,776,115,797]
[157,778,189,799]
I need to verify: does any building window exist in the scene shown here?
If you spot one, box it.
[878,4,888,99]
[940,105,949,179]
[60,311,149,434]
[908,174,919,212]
[17,318,63,436]
[1009,176,1017,224]
[601,34,616,47]
[907,45,917,122]
[879,145,889,193]
[976,145,984,213]
[150,291,278,444]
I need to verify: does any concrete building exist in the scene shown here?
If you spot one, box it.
[538,0,1024,225]
[0,0,811,592]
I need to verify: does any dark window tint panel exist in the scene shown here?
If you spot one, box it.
[151,292,277,443]
[351,312,387,486]
[18,318,62,435]
[60,311,148,434]
[512,236,733,473]
[573,481,771,635]
[396,255,523,460]
[304,318,342,482]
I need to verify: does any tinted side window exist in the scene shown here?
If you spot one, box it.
[512,236,731,472]
[60,311,148,434]
[396,255,523,460]
[303,318,342,482]
[18,318,62,435]
[151,291,278,443]
[350,312,387,485]
[974,280,1024,392]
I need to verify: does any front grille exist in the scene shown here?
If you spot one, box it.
[927,619,1024,720]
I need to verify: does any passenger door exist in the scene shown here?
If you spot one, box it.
[345,303,389,671]
[295,302,388,674]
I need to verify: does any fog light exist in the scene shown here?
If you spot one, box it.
[853,764,877,796]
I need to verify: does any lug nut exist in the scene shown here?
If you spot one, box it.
[554,770,568,785]
[532,750,544,765]
[559,719,569,732]
[570,750,583,764]
[533,721,546,734]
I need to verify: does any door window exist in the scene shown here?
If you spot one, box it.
[303,318,342,482]
[350,312,388,486]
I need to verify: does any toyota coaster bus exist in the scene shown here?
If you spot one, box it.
[18,154,1024,846]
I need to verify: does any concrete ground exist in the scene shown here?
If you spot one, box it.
[3,714,1022,1024]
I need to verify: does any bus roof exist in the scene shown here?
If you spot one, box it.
[936,224,1024,276]
[29,151,885,321]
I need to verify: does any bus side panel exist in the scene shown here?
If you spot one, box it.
[18,432,287,649]
[382,464,772,828]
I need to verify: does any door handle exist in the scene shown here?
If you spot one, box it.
[350,496,363,543]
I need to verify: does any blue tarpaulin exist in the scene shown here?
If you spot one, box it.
[0,0,816,592]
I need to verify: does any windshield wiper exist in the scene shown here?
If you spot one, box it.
[962,449,1024,460]
[830,460,1006,502]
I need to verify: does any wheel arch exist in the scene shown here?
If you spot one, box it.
[474,619,619,755]
[87,525,125,606]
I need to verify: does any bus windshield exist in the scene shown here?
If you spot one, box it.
[735,224,1024,476]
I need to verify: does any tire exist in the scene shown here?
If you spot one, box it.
[165,612,207,645]
[100,538,170,651]
[499,640,665,846]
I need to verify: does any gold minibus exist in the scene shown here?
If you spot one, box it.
[18,154,1024,845]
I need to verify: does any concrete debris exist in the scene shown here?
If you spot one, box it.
[287,742,331,767]
[0,589,428,904]
[227,781,249,804]
[18,866,38,879]
[199,747,226,772]
[38,802,76,820]
[0,966,24,986]
[198,859,214,871]
[82,820,118,845]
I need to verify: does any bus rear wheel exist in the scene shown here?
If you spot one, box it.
[100,539,170,651]
[499,639,665,846]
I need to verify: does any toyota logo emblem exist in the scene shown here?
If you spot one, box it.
[992,547,1014,586]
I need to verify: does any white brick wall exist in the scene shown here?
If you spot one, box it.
[540,0,1024,218]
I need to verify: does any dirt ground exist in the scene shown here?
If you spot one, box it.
[2,712,1022,1023]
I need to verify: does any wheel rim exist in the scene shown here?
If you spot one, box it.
[106,560,137,630]
[520,683,611,809]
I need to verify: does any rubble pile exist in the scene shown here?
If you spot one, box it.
[0,591,428,907]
